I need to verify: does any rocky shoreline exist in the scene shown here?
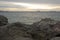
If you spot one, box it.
[0,15,60,40]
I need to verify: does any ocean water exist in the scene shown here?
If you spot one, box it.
[0,12,60,24]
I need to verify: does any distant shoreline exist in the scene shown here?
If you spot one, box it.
[0,11,60,13]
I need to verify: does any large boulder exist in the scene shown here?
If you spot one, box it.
[31,18,60,40]
[0,15,8,39]
[0,15,8,26]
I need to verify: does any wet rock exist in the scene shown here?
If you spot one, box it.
[0,15,8,26]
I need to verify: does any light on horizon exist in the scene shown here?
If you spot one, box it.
[0,1,60,11]
[13,2,54,9]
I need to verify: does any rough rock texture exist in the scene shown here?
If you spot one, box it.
[31,18,60,40]
[51,37,60,40]
[0,15,8,39]
[0,15,60,40]
[0,22,33,40]
[0,15,8,26]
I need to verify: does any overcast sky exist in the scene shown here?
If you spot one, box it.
[0,0,60,11]
[0,0,60,4]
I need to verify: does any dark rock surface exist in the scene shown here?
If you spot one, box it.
[0,15,8,26]
[31,18,60,40]
[0,15,60,40]
[51,37,60,40]
[0,15,8,39]
[0,22,33,40]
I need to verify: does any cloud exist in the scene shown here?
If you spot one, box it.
[0,1,60,11]
[0,1,25,8]
[0,0,60,4]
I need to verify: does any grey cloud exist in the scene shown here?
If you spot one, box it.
[0,0,60,4]
[0,1,25,8]
[0,5,24,8]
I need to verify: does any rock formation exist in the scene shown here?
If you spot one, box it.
[31,18,60,40]
[0,22,33,40]
[0,15,60,40]
[0,15,8,40]
[0,15,8,26]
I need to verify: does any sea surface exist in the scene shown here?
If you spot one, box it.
[0,12,60,24]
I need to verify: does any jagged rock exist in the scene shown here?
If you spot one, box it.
[31,18,60,40]
[0,15,8,26]
[0,22,33,40]
[0,15,8,39]
[0,17,60,40]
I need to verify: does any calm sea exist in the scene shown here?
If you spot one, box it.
[0,12,60,24]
